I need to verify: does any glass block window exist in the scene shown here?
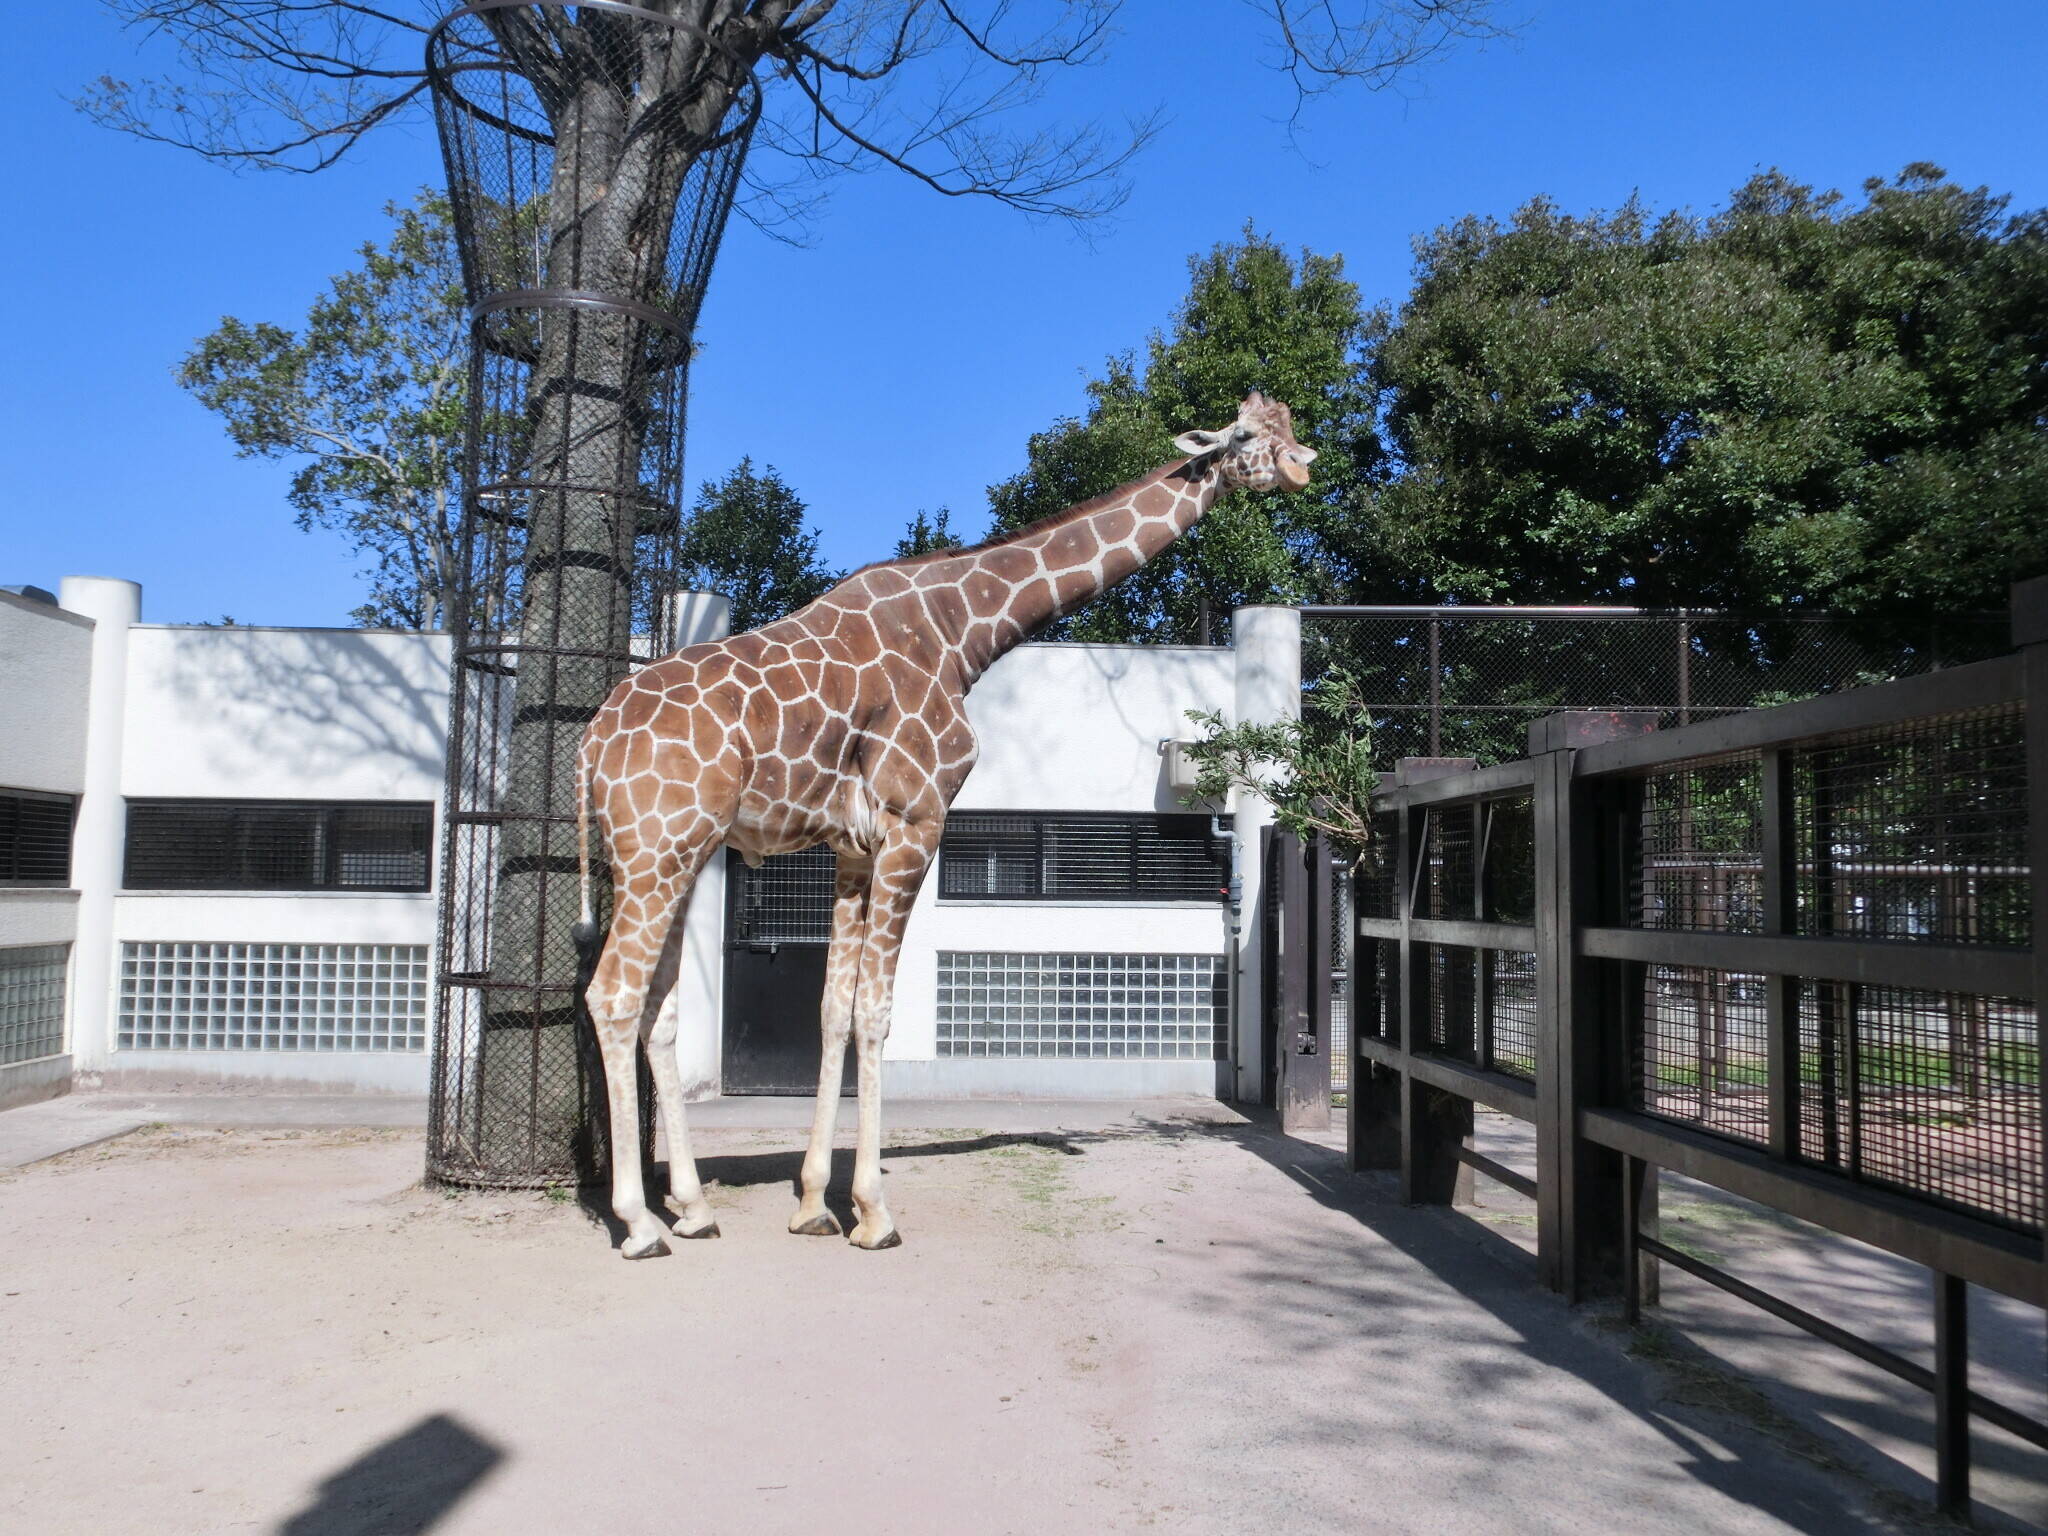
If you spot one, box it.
[118,942,429,1051]
[935,952,1225,1058]
[0,943,68,1064]
[940,814,1225,902]
[125,802,432,892]
[0,789,76,887]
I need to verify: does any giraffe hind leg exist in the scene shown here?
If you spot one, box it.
[791,852,870,1236]
[586,858,701,1259]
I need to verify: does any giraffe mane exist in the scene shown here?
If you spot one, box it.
[842,458,1206,582]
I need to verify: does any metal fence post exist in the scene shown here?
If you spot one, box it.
[1276,829,1329,1132]
[1934,1271,1971,1513]
[1428,616,1443,757]
[2013,574,2048,1269]
[1532,711,1658,1299]
[1304,833,1336,1130]
[1761,747,1798,1161]
[1395,768,1475,1203]
[1350,791,1402,1174]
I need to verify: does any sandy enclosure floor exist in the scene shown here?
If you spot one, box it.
[0,1116,2030,1535]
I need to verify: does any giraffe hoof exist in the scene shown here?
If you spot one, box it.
[621,1236,672,1261]
[850,1228,903,1251]
[789,1212,842,1237]
[675,1220,721,1240]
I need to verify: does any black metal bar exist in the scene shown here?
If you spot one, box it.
[1638,1233,2048,1455]
[1573,654,2024,777]
[1640,1231,1933,1383]
[1396,805,1422,1201]
[1428,616,1442,757]
[1577,929,2033,1000]
[1368,762,1542,810]
[1677,615,1692,728]
[1760,748,1798,1161]
[1582,1107,2042,1302]
[1535,747,1568,1289]
[2018,577,2048,1252]
[1295,604,1917,622]
[1357,1035,1539,1118]
[1623,1155,1646,1324]
[1360,918,1537,952]
[1276,829,1326,1132]
[1452,1143,1538,1200]
[1309,832,1335,1121]
[1934,1272,1970,1513]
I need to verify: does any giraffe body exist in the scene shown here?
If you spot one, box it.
[577,393,1315,1255]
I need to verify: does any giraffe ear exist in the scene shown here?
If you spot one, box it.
[1173,428,1230,456]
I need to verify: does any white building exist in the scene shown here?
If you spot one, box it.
[0,578,1298,1110]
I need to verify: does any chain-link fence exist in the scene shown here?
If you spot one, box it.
[1302,606,2006,766]
[425,5,757,1187]
[1305,603,2004,1107]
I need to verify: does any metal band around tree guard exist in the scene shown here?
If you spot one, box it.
[471,287,692,340]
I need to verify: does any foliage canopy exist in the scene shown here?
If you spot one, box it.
[677,459,842,630]
[179,192,469,630]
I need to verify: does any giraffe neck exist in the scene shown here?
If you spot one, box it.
[936,457,1226,682]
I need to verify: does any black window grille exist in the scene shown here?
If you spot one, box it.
[124,801,433,892]
[0,790,76,887]
[941,814,1225,902]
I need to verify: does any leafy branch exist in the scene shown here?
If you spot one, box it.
[1180,669,1380,864]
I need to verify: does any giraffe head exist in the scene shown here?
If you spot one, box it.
[1173,391,1317,492]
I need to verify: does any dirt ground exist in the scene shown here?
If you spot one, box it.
[0,1113,2036,1535]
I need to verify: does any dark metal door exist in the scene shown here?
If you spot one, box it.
[722,846,854,1095]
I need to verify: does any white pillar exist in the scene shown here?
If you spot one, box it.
[57,577,140,1074]
[662,590,733,651]
[660,592,732,1096]
[1231,604,1301,1104]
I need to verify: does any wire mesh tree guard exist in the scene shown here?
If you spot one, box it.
[425,2,758,1187]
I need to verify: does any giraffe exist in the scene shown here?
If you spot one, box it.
[576,391,1316,1257]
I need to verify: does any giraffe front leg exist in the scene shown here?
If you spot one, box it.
[845,826,936,1251]
[791,857,869,1236]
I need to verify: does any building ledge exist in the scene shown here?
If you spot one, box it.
[116,889,435,901]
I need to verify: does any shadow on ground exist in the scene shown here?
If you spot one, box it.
[1210,1112,2036,1533]
[575,1129,1094,1245]
[556,1108,2033,1530]
[277,1413,503,1536]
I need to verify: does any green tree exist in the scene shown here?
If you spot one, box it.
[178,192,469,629]
[894,507,967,558]
[986,227,1383,641]
[1372,165,2048,650]
[678,459,842,630]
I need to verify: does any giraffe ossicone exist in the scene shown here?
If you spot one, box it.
[576,391,1317,1257]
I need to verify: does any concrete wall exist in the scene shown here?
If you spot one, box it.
[0,590,93,796]
[87,626,451,1088]
[0,589,95,1107]
[7,582,1282,1101]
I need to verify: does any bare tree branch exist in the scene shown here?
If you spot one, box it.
[1252,0,1513,125]
[83,2,1509,219]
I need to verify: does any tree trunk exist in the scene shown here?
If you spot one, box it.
[471,21,734,1178]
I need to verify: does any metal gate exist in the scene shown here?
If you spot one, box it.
[722,847,853,1096]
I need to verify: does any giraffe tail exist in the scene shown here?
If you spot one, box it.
[571,743,601,968]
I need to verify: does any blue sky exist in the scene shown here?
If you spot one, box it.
[4,1,2045,626]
